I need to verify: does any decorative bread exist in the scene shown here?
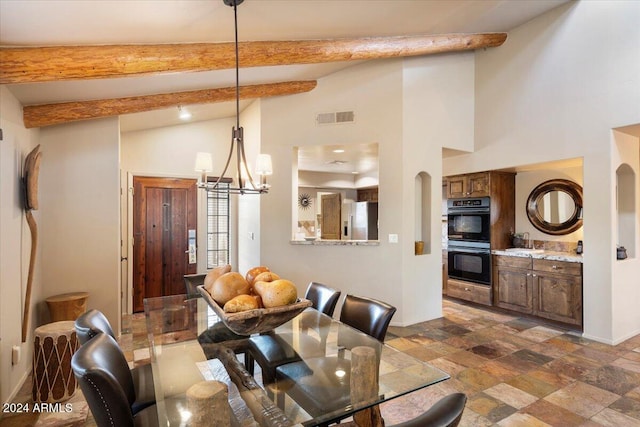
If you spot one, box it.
[253,271,280,284]
[245,266,270,286]
[203,264,232,294]
[210,272,251,306]
[223,294,260,313]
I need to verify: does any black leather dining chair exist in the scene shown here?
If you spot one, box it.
[74,309,155,412]
[245,282,341,386]
[75,308,116,345]
[304,282,342,316]
[389,393,467,427]
[273,294,396,420]
[339,294,396,341]
[71,332,159,427]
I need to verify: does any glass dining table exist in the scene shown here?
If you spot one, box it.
[144,294,449,427]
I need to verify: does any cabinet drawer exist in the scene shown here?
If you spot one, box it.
[494,255,532,269]
[447,279,492,306]
[533,259,582,276]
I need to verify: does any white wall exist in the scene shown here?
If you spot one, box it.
[444,1,640,343]
[611,130,640,343]
[38,118,121,332]
[258,53,475,326]
[121,117,237,274]
[402,52,476,325]
[259,59,407,320]
[0,86,42,403]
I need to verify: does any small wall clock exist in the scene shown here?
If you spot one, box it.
[298,193,312,210]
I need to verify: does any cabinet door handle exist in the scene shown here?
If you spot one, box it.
[526,273,531,276]
[532,274,537,277]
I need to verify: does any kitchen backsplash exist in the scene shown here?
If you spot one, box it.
[531,239,579,253]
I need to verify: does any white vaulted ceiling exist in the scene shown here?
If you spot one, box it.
[1,0,569,132]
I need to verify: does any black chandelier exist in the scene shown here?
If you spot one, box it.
[195,0,272,195]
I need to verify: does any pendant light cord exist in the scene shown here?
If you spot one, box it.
[233,1,240,131]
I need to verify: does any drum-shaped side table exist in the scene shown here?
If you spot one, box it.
[45,292,89,322]
[33,321,79,403]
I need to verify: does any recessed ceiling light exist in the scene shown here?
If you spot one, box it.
[332,149,345,153]
[351,171,359,174]
[179,106,192,121]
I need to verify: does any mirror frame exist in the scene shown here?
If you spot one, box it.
[526,179,583,235]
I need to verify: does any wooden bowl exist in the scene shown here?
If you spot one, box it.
[197,285,312,335]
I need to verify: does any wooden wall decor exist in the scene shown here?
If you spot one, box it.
[22,144,41,342]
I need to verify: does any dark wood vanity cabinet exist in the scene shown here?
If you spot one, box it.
[493,255,583,327]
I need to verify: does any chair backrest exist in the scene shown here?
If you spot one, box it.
[184,273,207,298]
[305,282,341,316]
[75,309,116,345]
[71,333,137,427]
[339,294,396,342]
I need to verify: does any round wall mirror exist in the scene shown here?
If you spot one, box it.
[526,179,583,235]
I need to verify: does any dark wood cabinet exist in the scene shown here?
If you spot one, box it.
[447,278,492,306]
[445,170,516,306]
[493,255,583,327]
[446,172,490,198]
[357,187,378,202]
[444,171,515,250]
[532,259,582,326]
[442,250,448,294]
[494,256,533,313]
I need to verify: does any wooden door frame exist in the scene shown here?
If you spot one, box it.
[131,175,197,312]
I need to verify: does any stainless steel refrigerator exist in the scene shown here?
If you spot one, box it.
[350,202,379,240]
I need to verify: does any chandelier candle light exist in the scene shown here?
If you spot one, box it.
[195,0,272,194]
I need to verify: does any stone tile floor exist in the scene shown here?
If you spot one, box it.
[2,298,640,426]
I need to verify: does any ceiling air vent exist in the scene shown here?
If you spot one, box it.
[316,111,355,125]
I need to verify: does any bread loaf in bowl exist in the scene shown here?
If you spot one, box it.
[210,272,251,306]
[223,294,260,313]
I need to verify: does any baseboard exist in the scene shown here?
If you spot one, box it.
[583,328,640,346]
[4,367,31,406]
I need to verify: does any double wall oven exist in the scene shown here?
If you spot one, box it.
[447,197,492,285]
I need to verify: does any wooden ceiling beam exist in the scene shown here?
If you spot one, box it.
[22,80,317,128]
[1,33,507,84]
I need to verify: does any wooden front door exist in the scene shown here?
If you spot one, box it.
[321,193,342,240]
[132,177,197,312]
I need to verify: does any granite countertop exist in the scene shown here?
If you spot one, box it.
[290,239,380,246]
[492,249,583,263]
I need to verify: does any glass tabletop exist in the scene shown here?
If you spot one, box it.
[144,294,449,427]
